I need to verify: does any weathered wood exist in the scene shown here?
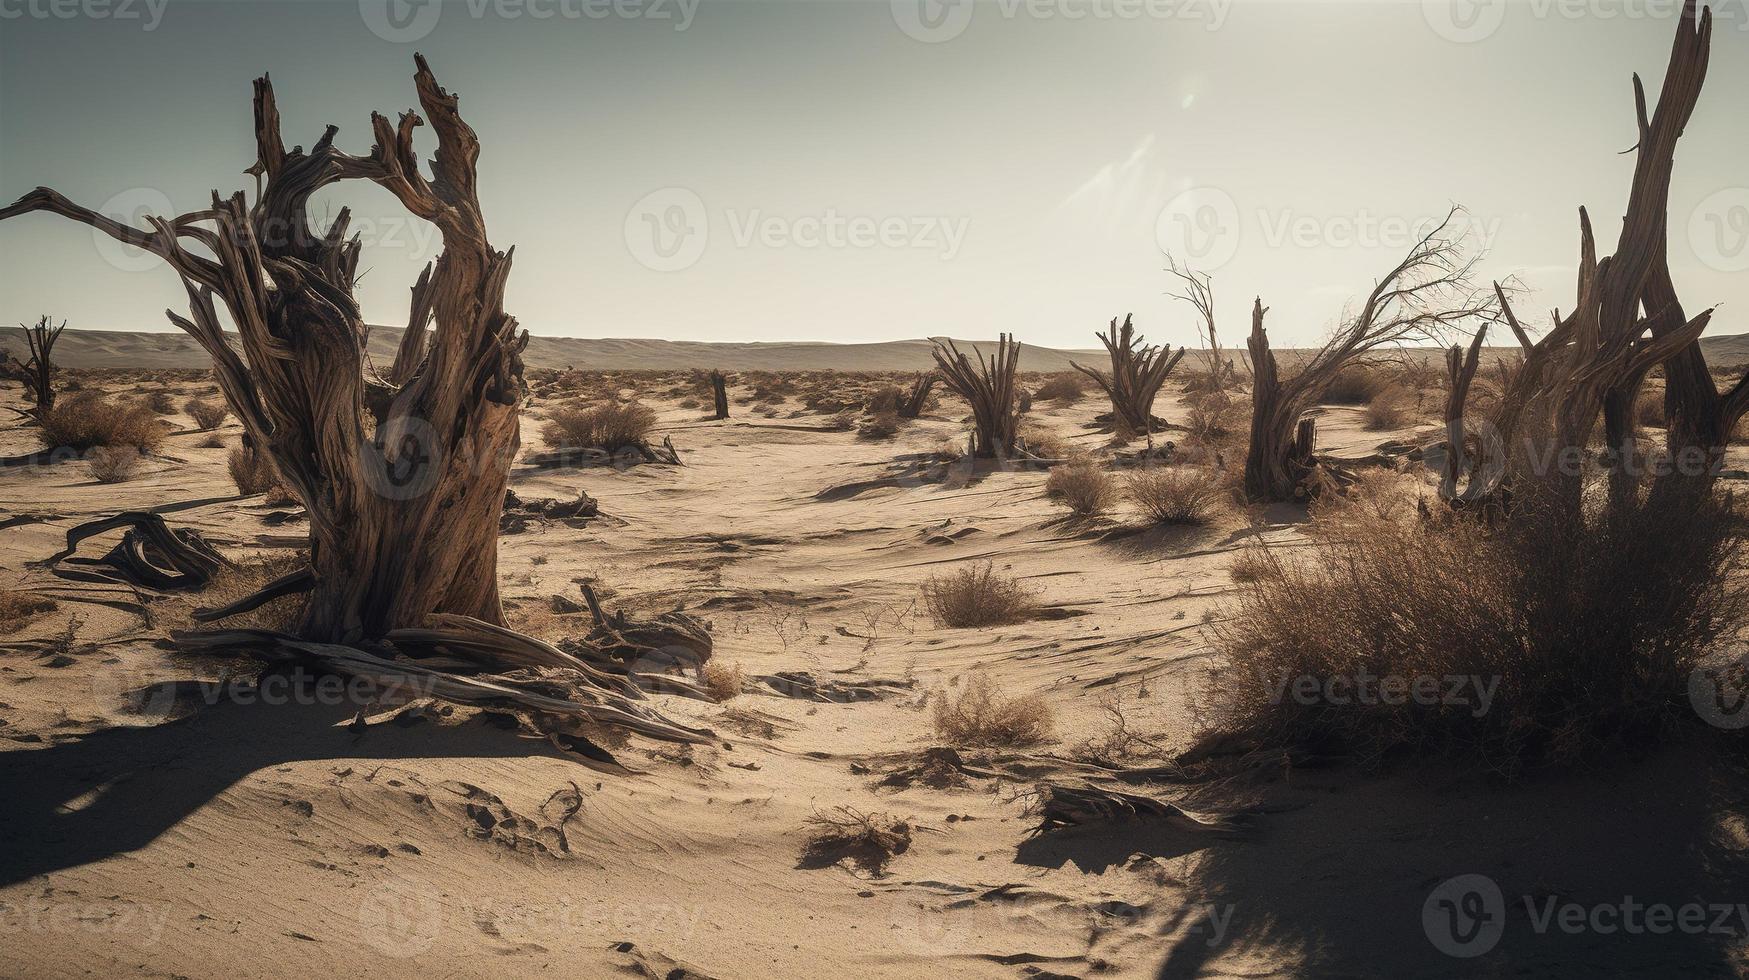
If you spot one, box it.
[39,511,232,591]
[708,369,730,419]
[897,372,936,420]
[1070,314,1186,441]
[930,336,1020,458]
[4,315,64,418]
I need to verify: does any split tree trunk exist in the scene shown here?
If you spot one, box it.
[709,369,730,420]
[1241,300,1307,500]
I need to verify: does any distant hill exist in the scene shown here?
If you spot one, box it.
[8,325,1749,374]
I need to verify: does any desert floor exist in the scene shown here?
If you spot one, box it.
[3,372,1749,979]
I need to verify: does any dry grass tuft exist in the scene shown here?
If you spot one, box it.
[1320,364,1388,405]
[85,446,144,483]
[699,660,745,701]
[799,807,913,875]
[1034,373,1087,403]
[1046,458,1115,517]
[922,561,1036,628]
[39,392,165,452]
[228,445,281,496]
[184,397,229,430]
[1636,387,1668,429]
[0,590,58,632]
[931,673,1054,746]
[857,410,900,440]
[1227,546,1278,583]
[543,401,658,452]
[1126,466,1224,525]
[1200,479,1749,776]
[1362,390,1410,431]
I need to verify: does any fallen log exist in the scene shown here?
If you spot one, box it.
[38,511,231,590]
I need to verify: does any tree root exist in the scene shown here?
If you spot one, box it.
[38,511,232,590]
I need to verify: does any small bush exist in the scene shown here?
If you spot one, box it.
[700,660,744,701]
[197,433,226,449]
[1636,387,1668,429]
[800,807,913,875]
[922,561,1035,628]
[1127,466,1224,525]
[39,392,164,452]
[1184,391,1245,447]
[857,410,900,440]
[1046,459,1114,517]
[1200,479,1749,775]
[1320,365,1387,405]
[142,390,176,414]
[1362,391,1409,431]
[184,397,229,430]
[1034,373,1086,403]
[1228,547,1278,583]
[931,673,1054,746]
[228,445,282,495]
[543,401,658,452]
[1018,421,1070,459]
[0,590,57,632]
[86,446,144,483]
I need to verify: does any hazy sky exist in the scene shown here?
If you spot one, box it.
[2,0,1748,349]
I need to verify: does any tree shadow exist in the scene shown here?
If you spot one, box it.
[0,672,561,889]
[1145,747,1749,978]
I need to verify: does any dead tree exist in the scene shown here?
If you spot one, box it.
[1444,2,1724,514]
[1243,209,1492,501]
[5,315,65,418]
[930,335,1020,458]
[708,369,730,419]
[897,372,935,419]
[1070,314,1186,440]
[1167,258,1237,391]
[0,57,709,749]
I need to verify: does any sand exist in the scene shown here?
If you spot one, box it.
[3,368,1749,979]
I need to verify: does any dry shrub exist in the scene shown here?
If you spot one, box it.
[39,392,165,452]
[142,390,176,414]
[0,590,57,631]
[857,410,900,440]
[1127,466,1224,525]
[1201,479,1749,776]
[1320,364,1387,405]
[1046,458,1114,516]
[1363,390,1410,431]
[543,401,657,452]
[1184,390,1245,447]
[931,672,1054,746]
[700,660,744,701]
[197,432,226,449]
[1034,373,1086,403]
[228,444,283,496]
[799,807,912,875]
[1018,420,1070,459]
[1227,546,1278,583]
[184,397,229,430]
[85,446,144,483]
[1636,387,1668,429]
[922,561,1036,628]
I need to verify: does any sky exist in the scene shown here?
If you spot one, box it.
[2,0,1748,350]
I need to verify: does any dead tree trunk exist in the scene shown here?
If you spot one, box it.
[0,57,709,749]
[1070,314,1186,440]
[708,369,730,419]
[897,372,935,419]
[6,315,64,418]
[930,336,1020,459]
[1241,300,1308,500]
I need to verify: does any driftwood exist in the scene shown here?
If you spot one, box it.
[897,372,936,419]
[709,369,730,420]
[1070,314,1186,442]
[501,488,598,533]
[1027,783,1248,838]
[931,335,1021,458]
[39,512,232,590]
